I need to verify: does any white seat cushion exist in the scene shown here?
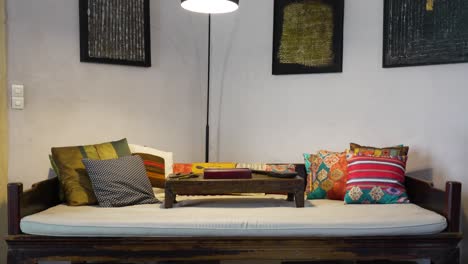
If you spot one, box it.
[21,195,447,237]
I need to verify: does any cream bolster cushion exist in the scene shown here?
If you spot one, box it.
[20,196,447,237]
[128,144,173,177]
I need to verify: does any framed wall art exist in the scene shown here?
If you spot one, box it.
[79,0,151,67]
[272,0,344,75]
[383,0,468,68]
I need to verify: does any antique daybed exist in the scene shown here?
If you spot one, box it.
[5,164,462,264]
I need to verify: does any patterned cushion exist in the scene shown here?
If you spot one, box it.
[191,163,237,174]
[303,153,317,194]
[344,155,410,204]
[133,153,166,188]
[173,163,193,174]
[265,164,296,173]
[83,155,158,207]
[305,150,348,200]
[350,143,409,159]
[49,154,64,201]
[51,138,132,206]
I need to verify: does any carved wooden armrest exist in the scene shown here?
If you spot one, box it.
[405,176,461,233]
[8,177,61,235]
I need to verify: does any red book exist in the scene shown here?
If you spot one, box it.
[203,168,252,179]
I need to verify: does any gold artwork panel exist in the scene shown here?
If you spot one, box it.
[426,0,434,11]
[279,2,334,67]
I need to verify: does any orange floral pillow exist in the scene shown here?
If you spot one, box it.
[304,150,348,200]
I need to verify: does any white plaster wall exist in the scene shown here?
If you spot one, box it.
[5,0,468,262]
[209,0,468,261]
[7,0,208,188]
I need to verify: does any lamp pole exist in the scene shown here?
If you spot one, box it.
[180,0,239,162]
[205,14,211,162]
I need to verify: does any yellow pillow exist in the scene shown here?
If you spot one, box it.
[51,138,131,206]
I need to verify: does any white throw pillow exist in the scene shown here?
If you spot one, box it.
[128,144,174,177]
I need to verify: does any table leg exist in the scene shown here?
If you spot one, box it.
[165,188,175,208]
[295,191,305,208]
[287,193,294,201]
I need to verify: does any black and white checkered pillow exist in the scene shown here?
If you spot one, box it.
[83,155,158,207]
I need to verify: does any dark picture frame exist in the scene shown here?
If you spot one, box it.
[272,0,344,75]
[79,0,151,67]
[383,0,468,68]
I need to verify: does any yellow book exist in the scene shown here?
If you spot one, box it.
[191,162,237,174]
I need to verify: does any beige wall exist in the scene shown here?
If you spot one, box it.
[7,0,208,188]
[210,0,468,261]
[0,0,8,261]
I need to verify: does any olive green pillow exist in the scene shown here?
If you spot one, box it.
[51,138,131,206]
[49,154,64,201]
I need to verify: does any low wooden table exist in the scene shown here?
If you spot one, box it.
[164,174,305,208]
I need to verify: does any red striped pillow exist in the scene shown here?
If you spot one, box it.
[133,153,165,188]
[344,155,409,204]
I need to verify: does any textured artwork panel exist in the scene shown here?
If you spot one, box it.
[383,0,468,67]
[279,2,334,67]
[88,0,145,61]
[79,0,151,67]
[272,0,344,75]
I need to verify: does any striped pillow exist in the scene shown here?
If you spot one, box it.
[128,144,173,177]
[344,155,410,204]
[350,143,409,159]
[133,153,166,188]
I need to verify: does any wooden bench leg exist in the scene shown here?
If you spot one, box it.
[431,247,460,264]
[159,261,220,264]
[6,251,15,264]
[7,250,36,264]
[295,191,305,207]
[7,250,20,264]
[165,188,175,208]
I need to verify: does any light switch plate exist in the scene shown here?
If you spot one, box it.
[12,84,24,97]
[11,97,24,110]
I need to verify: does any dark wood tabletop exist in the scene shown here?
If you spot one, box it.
[164,174,305,208]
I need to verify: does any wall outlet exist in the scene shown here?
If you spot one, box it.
[11,97,24,110]
[12,84,24,97]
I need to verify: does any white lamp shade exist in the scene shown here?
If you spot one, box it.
[181,0,239,14]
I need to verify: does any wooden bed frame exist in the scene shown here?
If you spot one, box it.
[5,168,462,264]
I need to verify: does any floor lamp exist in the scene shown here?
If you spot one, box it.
[181,0,239,162]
